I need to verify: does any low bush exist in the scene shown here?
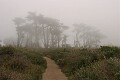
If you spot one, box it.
[47,48,104,76]
[0,46,15,55]
[47,47,120,80]
[70,58,120,80]
[63,50,104,76]
[5,55,30,73]
[16,48,47,69]
[0,47,47,80]
[100,46,120,58]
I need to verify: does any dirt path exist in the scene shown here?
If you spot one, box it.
[43,57,68,80]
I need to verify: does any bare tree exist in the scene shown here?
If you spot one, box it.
[26,12,44,48]
[73,23,104,48]
[62,34,68,48]
[13,12,68,48]
[13,17,26,47]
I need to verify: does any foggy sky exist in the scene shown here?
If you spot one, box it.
[0,0,120,46]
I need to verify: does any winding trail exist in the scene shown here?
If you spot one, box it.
[43,57,68,80]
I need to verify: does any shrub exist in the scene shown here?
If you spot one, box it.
[0,74,10,80]
[70,58,120,80]
[63,50,102,76]
[100,46,120,58]
[26,65,43,80]
[26,53,45,65]
[49,52,68,68]
[115,71,120,80]
[6,55,30,73]
[0,48,47,80]
[47,48,104,76]
[0,46,15,55]
[46,47,120,80]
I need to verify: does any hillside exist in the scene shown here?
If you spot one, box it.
[46,46,120,80]
[1,46,120,80]
[0,46,47,80]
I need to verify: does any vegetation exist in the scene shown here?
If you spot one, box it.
[0,1,118,80]
[1,12,119,80]
[1,44,120,80]
[0,46,47,80]
[46,46,120,80]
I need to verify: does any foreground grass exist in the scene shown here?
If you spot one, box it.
[46,46,120,80]
[0,46,47,80]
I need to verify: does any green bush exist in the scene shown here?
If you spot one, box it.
[0,47,47,80]
[115,71,120,80]
[49,52,68,68]
[70,58,120,80]
[0,46,15,55]
[63,50,103,76]
[100,46,120,58]
[6,55,30,73]
[47,48,104,76]
[47,47,120,80]
[0,74,10,80]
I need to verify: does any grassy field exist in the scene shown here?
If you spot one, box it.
[0,46,47,80]
[46,46,120,80]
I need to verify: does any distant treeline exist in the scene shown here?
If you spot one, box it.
[5,12,104,48]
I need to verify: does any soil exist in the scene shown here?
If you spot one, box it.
[43,57,68,80]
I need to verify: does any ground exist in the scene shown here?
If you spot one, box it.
[43,57,68,80]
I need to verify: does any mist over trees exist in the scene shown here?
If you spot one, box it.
[3,37,17,46]
[73,23,104,48]
[12,12,104,48]
[13,12,68,48]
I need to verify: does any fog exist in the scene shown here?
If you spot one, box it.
[0,0,120,46]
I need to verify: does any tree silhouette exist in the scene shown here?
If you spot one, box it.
[13,12,68,48]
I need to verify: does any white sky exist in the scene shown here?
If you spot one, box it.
[0,0,120,46]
